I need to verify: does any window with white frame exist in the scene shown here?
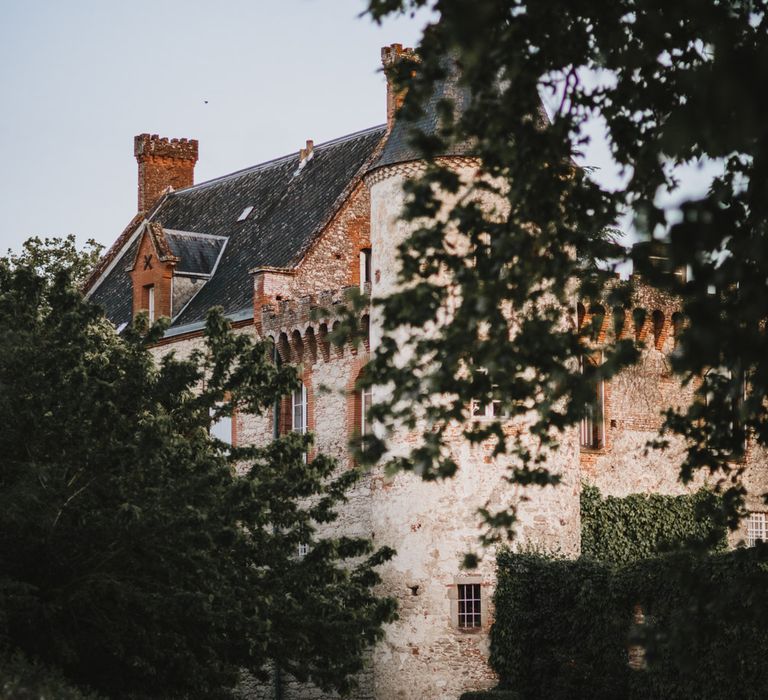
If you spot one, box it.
[361,384,373,440]
[297,542,310,557]
[580,355,605,450]
[471,397,504,419]
[457,583,482,629]
[146,284,155,322]
[209,407,233,446]
[470,368,506,420]
[292,384,307,434]
[747,512,766,547]
[292,383,308,461]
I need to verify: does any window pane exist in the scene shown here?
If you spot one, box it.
[748,512,766,547]
[458,583,481,628]
[292,385,307,433]
[362,386,373,435]
[210,412,232,445]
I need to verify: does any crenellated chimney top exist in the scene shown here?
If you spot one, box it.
[381,43,416,132]
[134,133,199,213]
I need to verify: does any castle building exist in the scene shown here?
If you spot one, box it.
[84,45,768,700]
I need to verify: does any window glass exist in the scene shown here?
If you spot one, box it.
[292,384,307,434]
[747,512,766,547]
[361,385,373,436]
[360,248,372,288]
[457,583,482,628]
[210,410,232,446]
[580,355,604,450]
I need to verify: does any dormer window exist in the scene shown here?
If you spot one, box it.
[145,284,155,322]
[237,206,254,222]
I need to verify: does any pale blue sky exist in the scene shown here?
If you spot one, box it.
[0,1,429,253]
[0,1,716,256]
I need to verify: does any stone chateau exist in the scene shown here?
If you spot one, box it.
[84,45,768,700]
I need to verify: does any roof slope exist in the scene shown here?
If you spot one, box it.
[374,57,475,169]
[89,125,386,330]
[165,231,227,276]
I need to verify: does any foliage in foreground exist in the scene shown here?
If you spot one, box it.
[492,547,768,700]
[0,652,102,700]
[361,0,768,539]
[0,255,396,698]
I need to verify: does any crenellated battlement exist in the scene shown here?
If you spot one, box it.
[381,42,416,68]
[134,133,199,162]
[578,276,684,352]
[256,285,369,364]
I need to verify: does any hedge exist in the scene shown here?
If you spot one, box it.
[491,546,768,700]
[0,651,101,699]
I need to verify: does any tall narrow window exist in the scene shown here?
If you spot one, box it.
[747,512,766,547]
[470,369,505,419]
[457,583,482,628]
[360,248,372,289]
[292,384,307,434]
[580,356,605,450]
[703,367,746,457]
[361,384,373,448]
[210,409,233,446]
[146,284,155,322]
[292,383,308,462]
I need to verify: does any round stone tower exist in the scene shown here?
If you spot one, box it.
[364,46,581,700]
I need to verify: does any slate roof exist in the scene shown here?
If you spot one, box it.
[88,125,386,332]
[373,55,548,170]
[165,231,227,276]
[374,56,476,169]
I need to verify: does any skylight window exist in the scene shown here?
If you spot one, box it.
[237,205,254,222]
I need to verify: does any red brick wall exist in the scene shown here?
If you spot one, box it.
[134,134,198,212]
[130,231,174,320]
[289,180,372,295]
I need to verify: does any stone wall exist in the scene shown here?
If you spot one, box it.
[578,282,768,548]
[367,162,582,700]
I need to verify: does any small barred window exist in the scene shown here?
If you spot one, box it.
[457,583,482,628]
[747,512,766,547]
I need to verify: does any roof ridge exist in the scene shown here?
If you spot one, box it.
[163,228,228,241]
[171,124,387,195]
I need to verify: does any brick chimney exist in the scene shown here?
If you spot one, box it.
[381,43,416,132]
[134,134,199,212]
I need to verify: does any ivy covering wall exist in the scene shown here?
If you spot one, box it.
[486,487,768,700]
[580,485,728,562]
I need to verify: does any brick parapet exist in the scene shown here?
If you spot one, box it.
[259,286,369,370]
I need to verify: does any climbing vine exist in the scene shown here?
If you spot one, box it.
[580,484,727,563]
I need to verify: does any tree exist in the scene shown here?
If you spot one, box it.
[361,0,768,539]
[5,234,103,288]
[0,250,395,698]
